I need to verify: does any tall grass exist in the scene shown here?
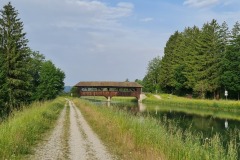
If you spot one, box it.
[0,97,65,159]
[74,98,238,160]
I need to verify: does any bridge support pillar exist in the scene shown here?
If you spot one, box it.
[107,96,111,102]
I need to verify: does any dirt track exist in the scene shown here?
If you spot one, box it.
[28,100,114,160]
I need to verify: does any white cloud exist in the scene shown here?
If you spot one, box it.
[50,0,134,31]
[70,0,133,19]
[140,17,154,22]
[183,0,219,8]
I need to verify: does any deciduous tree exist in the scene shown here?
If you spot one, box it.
[36,61,65,100]
[143,56,161,92]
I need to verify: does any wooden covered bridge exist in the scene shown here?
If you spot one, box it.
[75,81,142,101]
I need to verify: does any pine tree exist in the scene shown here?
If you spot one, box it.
[161,30,193,95]
[221,22,240,99]
[171,32,188,94]
[217,21,230,98]
[182,26,201,93]
[193,19,222,98]
[0,2,32,110]
[160,31,180,93]
[0,26,7,114]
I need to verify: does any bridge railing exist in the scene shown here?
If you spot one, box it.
[79,91,140,99]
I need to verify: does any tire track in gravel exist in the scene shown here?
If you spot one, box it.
[69,100,113,160]
[68,100,88,159]
[29,100,114,160]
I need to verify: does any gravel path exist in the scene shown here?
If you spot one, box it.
[28,100,114,160]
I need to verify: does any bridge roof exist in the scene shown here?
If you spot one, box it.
[75,81,142,88]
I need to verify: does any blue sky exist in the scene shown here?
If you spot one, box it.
[0,0,240,86]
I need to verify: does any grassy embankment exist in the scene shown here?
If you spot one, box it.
[73,98,238,160]
[143,93,240,120]
[0,97,65,159]
[144,93,240,108]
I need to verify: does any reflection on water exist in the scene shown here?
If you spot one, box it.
[92,100,240,129]
[91,100,240,134]
[138,102,146,112]
[225,120,228,129]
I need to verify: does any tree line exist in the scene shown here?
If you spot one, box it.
[142,19,240,100]
[0,3,65,116]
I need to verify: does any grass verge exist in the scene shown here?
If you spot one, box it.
[62,101,70,159]
[73,98,238,160]
[142,94,240,120]
[0,97,65,159]
[143,93,240,110]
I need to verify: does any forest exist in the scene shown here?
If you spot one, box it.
[142,19,240,100]
[0,3,65,116]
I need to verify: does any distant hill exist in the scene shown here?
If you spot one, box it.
[64,86,72,93]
